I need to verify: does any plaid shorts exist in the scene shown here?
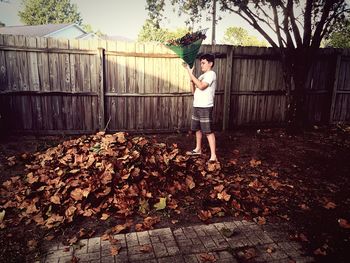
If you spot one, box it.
[191,107,214,134]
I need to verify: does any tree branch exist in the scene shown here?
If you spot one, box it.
[321,6,350,39]
[276,0,296,48]
[247,7,279,36]
[286,0,302,47]
[225,5,279,47]
[311,0,333,48]
[303,0,313,47]
[271,3,286,48]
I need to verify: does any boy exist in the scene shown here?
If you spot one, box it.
[184,53,217,162]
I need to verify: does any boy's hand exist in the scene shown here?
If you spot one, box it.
[182,63,194,76]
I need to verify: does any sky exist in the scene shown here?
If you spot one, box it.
[0,0,265,44]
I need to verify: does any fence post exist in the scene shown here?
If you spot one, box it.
[222,45,233,131]
[98,47,106,130]
[329,50,342,124]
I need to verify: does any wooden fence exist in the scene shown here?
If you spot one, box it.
[0,34,349,135]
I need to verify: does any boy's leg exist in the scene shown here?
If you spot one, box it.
[195,130,203,153]
[206,132,217,161]
[187,107,202,155]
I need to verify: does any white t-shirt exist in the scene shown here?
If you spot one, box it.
[193,70,217,107]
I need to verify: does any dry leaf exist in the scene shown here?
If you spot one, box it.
[139,245,152,253]
[110,245,120,256]
[250,158,261,167]
[214,184,224,193]
[50,195,61,205]
[199,253,216,262]
[100,213,110,220]
[256,216,266,225]
[70,188,83,201]
[217,190,231,201]
[186,176,195,190]
[299,233,309,242]
[198,210,212,221]
[266,246,276,253]
[338,218,350,229]
[324,202,336,209]
[112,224,127,234]
[154,197,167,211]
[314,248,327,256]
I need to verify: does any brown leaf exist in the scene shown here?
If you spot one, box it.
[70,188,84,201]
[115,132,127,143]
[70,256,79,263]
[101,233,111,241]
[112,224,127,234]
[27,172,38,184]
[266,246,276,253]
[314,248,327,256]
[67,236,78,245]
[207,161,220,171]
[186,176,195,190]
[198,210,212,221]
[143,216,160,229]
[65,206,77,219]
[214,184,224,193]
[45,214,64,228]
[338,218,350,229]
[135,224,143,231]
[110,245,121,256]
[256,216,266,225]
[27,240,38,251]
[101,171,113,184]
[250,158,261,167]
[241,248,257,260]
[50,195,61,205]
[324,202,336,209]
[100,213,110,220]
[299,233,309,242]
[217,190,231,202]
[199,253,216,262]
[69,169,80,174]
[300,204,310,210]
[139,245,152,253]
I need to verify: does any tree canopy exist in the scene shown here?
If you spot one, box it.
[325,19,350,48]
[138,19,189,43]
[222,26,268,46]
[18,0,82,25]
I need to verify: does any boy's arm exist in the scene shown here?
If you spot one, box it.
[190,80,195,94]
[185,65,209,90]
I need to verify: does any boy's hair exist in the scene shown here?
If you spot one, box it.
[200,53,215,68]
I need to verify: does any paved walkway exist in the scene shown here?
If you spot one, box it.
[41,220,315,263]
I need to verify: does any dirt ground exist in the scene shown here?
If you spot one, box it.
[0,126,350,263]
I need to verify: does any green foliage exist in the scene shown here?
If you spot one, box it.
[18,0,82,25]
[223,27,268,47]
[325,21,350,48]
[81,24,105,37]
[137,19,189,43]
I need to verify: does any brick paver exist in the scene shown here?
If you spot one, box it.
[41,220,315,263]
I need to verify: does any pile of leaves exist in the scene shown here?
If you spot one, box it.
[165,30,206,46]
[0,132,297,232]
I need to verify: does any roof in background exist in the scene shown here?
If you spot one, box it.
[100,35,134,42]
[0,23,76,37]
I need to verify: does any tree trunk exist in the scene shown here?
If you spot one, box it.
[281,48,315,134]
